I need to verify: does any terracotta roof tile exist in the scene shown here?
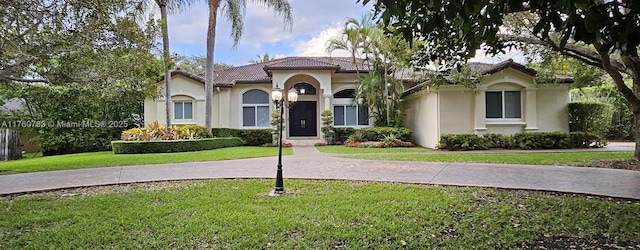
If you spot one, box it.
[207,57,368,85]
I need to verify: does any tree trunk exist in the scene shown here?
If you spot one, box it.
[159,2,172,133]
[593,43,640,159]
[205,0,220,131]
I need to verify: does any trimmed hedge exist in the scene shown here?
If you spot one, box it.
[438,134,491,151]
[212,128,272,146]
[513,132,571,149]
[569,102,614,137]
[334,127,357,143]
[111,137,245,154]
[357,127,412,141]
[439,131,606,151]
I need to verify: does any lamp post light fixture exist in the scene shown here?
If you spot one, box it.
[270,84,298,195]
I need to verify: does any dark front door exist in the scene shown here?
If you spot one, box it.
[289,101,317,136]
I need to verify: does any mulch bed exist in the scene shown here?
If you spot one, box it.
[588,159,640,171]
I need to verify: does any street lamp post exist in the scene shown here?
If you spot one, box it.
[270,85,298,195]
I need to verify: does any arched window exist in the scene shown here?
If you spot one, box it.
[332,88,369,126]
[333,89,355,98]
[292,83,316,95]
[242,89,270,127]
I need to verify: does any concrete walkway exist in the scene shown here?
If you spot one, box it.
[1,145,639,199]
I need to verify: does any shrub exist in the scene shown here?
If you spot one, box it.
[483,133,515,149]
[513,132,572,150]
[345,140,415,148]
[211,128,272,146]
[569,102,614,137]
[440,132,607,151]
[238,129,272,146]
[438,134,490,151]
[357,127,412,141]
[121,122,212,141]
[570,131,607,148]
[320,110,336,144]
[334,127,356,143]
[211,128,238,137]
[177,124,213,139]
[111,137,245,154]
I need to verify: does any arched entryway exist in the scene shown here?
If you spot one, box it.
[289,82,317,137]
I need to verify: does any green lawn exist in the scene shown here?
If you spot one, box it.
[316,145,431,154]
[316,145,633,166]
[341,151,633,166]
[0,147,292,175]
[1,180,638,249]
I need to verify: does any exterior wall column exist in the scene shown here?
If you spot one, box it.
[473,90,487,135]
[323,93,331,112]
[524,88,538,131]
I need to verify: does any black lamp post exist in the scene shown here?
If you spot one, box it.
[270,85,298,195]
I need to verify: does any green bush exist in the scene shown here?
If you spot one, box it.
[513,132,572,150]
[333,127,356,143]
[484,133,515,149]
[111,137,245,154]
[569,132,607,148]
[211,128,239,138]
[212,128,272,146]
[177,124,213,139]
[569,102,614,137]
[357,127,412,141]
[438,134,490,151]
[439,132,606,151]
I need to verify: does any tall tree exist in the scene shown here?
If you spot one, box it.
[204,0,293,130]
[327,14,415,127]
[0,0,163,154]
[249,52,274,63]
[154,0,197,132]
[363,0,640,159]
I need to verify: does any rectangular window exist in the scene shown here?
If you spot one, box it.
[486,91,521,119]
[174,101,193,120]
[242,105,270,127]
[333,105,369,126]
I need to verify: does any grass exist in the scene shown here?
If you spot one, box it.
[0,147,293,175]
[334,150,633,166]
[316,145,431,154]
[0,179,638,249]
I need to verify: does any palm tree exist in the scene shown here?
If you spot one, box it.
[326,13,413,127]
[204,0,293,130]
[155,0,196,132]
[249,52,273,63]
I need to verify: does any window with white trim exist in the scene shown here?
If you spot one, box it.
[333,89,369,126]
[242,89,270,127]
[486,91,521,119]
[174,101,193,120]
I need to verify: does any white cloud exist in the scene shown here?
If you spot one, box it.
[292,25,350,57]
[469,47,526,64]
[166,0,370,58]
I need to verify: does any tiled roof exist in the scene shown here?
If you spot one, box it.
[204,57,369,86]
[168,57,571,87]
[160,69,205,83]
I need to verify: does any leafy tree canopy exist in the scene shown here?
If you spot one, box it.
[362,0,640,158]
[173,54,233,73]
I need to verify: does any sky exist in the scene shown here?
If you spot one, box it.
[166,0,524,67]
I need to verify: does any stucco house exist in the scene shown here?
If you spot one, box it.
[144,57,571,148]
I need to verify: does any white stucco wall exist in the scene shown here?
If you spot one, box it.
[438,89,475,135]
[536,85,570,132]
[144,75,207,126]
[402,67,570,148]
[402,88,440,148]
